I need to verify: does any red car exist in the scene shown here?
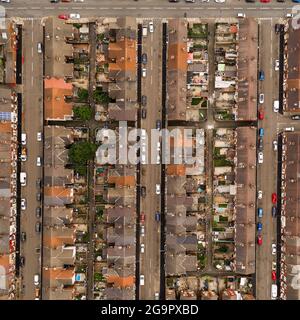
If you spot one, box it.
[257,235,263,245]
[272,193,277,204]
[140,212,145,224]
[58,14,68,20]
[272,271,277,281]
[258,110,264,120]
[260,0,270,2]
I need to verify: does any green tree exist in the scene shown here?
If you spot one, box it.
[93,88,110,104]
[73,105,92,121]
[77,88,89,103]
[69,141,97,175]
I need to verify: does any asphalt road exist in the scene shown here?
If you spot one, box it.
[19,18,43,300]
[1,0,298,18]
[139,20,162,300]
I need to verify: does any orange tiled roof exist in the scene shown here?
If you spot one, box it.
[44,268,75,280]
[0,255,9,270]
[108,176,135,187]
[44,234,75,248]
[44,186,72,198]
[168,42,187,72]
[108,38,136,73]
[44,78,73,120]
[107,275,135,288]
[167,164,186,176]
[0,123,11,133]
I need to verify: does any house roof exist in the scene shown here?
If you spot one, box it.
[44,78,73,120]
[44,186,73,206]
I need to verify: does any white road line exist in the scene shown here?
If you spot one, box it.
[112,7,123,10]
[31,7,40,10]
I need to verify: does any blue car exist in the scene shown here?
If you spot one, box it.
[257,222,263,232]
[258,208,263,218]
[259,70,265,81]
[155,212,160,222]
[292,0,300,2]
[259,128,264,137]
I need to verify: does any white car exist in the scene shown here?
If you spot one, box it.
[273,140,278,151]
[74,0,84,2]
[237,13,246,18]
[274,60,279,71]
[21,198,26,211]
[37,132,42,142]
[149,21,154,33]
[140,243,145,253]
[142,68,147,78]
[272,243,276,255]
[286,13,293,18]
[258,152,264,164]
[215,0,225,2]
[69,13,81,19]
[36,157,42,167]
[285,127,294,132]
[259,93,264,104]
[140,275,145,286]
[258,190,263,200]
[272,261,277,271]
[141,225,145,237]
[156,184,161,195]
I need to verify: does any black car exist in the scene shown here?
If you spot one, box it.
[35,222,41,233]
[245,0,255,2]
[36,193,41,202]
[141,108,147,119]
[275,24,283,34]
[141,186,146,198]
[156,120,161,130]
[258,138,263,151]
[141,95,147,107]
[155,211,161,222]
[21,232,26,242]
[291,115,300,120]
[272,206,277,217]
[36,178,41,188]
[20,256,25,267]
[141,53,147,64]
[36,207,41,218]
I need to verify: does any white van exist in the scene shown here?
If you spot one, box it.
[140,275,145,286]
[285,127,294,132]
[21,133,27,145]
[142,26,148,37]
[271,284,277,300]
[20,172,27,187]
[273,100,279,113]
[34,274,40,286]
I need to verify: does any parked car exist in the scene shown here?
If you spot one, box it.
[36,207,41,218]
[257,235,263,245]
[21,198,26,211]
[141,53,147,64]
[21,232,26,242]
[258,152,264,164]
[259,70,265,81]
[155,211,161,222]
[141,186,146,197]
[272,206,277,217]
[141,95,147,107]
[155,184,161,195]
[140,243,145,253]
[140,212,145,224]
[140,274,145,286]
[257,222,263,231]
[257,208,263,218]
[141,225,145,236]
[58,14,68,20]
[274,59,280,71]
[272,271,277,281]
[37,42,43,54]
[285,127,295,132]
[273,140,278,151]
[37,132,42,141]
[142,68,147,77]
[258,110,264,120]
[141,108,147,119]
[258,190,263,199]
[156,120,161,130]
[258,138,263,151]
[20,256,25,267]
[154,292,159,300]
[272,261,277,271]
[36,156,42,167]
[259,128,264,137]
[149,21,154,33]
[291,115,300,120]
[272,193,277,204]
[36,193,41,202]
[35,222,41,233]
[69,13,80,19]
[36,179,41,188]
[34,274,40,286]
[259,93,264,104]
[272,243,277,255]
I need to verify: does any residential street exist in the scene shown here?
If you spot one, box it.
[19,18,43,300]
